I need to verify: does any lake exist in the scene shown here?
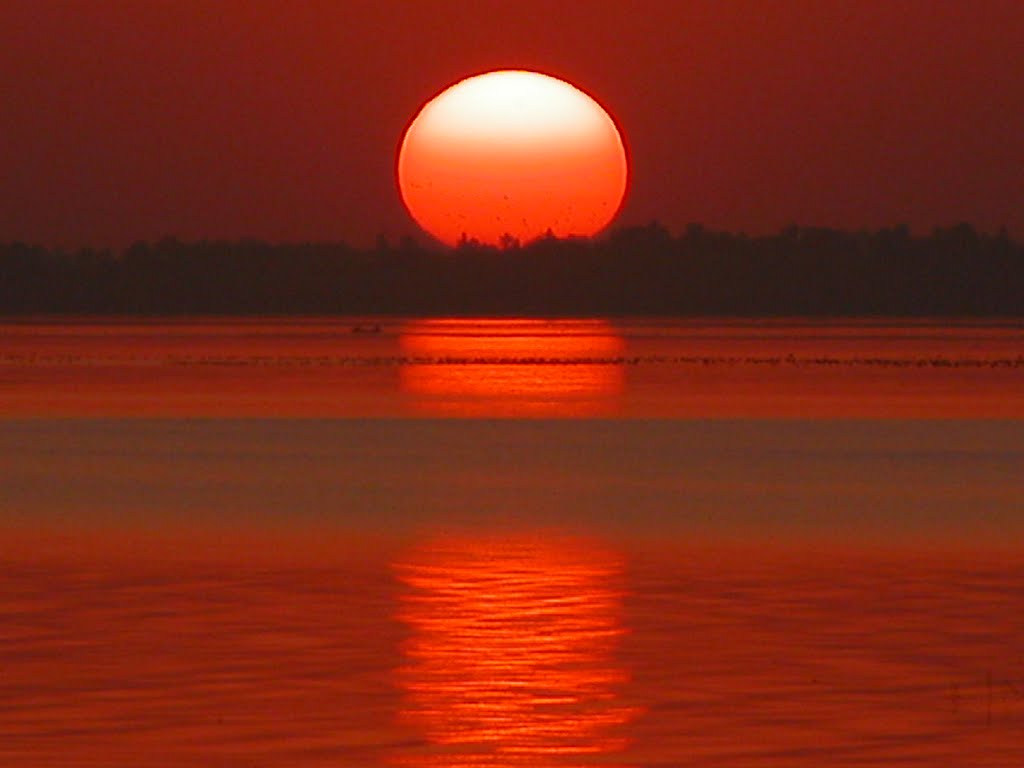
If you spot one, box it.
[2,318,1023,766]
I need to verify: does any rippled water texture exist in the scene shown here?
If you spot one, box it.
[2,319,1023,766]
[3,317,1024,416]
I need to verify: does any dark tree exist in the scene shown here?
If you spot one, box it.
[1,225,1022,316]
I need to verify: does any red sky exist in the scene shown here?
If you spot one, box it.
[2,0,1023,248]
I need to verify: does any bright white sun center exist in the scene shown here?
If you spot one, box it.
[397,69,628,247]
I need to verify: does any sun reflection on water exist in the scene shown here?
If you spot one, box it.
[392,535,637,767]
[399,319,624,416]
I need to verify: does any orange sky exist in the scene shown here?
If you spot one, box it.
[2,0,1023,248]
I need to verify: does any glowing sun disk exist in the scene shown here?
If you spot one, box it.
[398,70,628,247]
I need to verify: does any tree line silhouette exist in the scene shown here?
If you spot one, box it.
[1,222,1022,316]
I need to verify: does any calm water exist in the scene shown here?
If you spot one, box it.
[2,319,1024,766]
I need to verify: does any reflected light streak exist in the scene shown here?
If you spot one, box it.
[399,319,624,416]
[392,535,637,767]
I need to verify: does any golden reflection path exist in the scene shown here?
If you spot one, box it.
[392,535,638,767]
[399,319,624,416]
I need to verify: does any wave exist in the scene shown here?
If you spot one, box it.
[5,352,1024,369]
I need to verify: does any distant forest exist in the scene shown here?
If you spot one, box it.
[2,222,1023,316]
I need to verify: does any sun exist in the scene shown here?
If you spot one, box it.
[397,70,628,247]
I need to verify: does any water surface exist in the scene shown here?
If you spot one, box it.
[3,317,1024,416]
[2,319,1023,766]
